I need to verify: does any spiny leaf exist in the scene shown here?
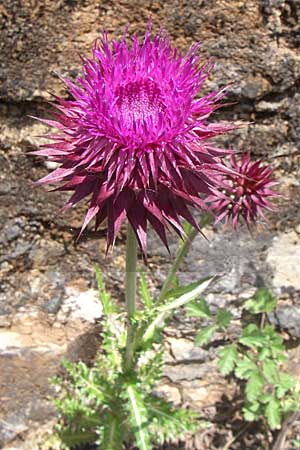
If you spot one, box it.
[143,277,214,344]
[164,281,206,301]
[95,264,113,314]
[126,384,152,450]
[137,346,164,389]
[102,414,124,450]
[143,310,167,343]
[218,345,239,375]
[159,277,214,312]
[186,298,211,319]
[147,396,199,445]
[139,270,153,309]
[195,325,217,346]
[58,429,98,448]
[244,288,277,314]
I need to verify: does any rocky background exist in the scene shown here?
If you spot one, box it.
[0,1,300,449]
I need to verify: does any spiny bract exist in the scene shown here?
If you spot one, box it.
[33,24,243,255]
[208,152,278,228]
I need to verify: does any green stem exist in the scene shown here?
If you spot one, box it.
[157,214,210,303]
[125,222,138,371]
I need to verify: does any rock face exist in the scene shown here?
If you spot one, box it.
[1,0,300,164]
[267,231,300,290]
[1,1,300,449]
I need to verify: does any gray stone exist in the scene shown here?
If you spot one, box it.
[0,218,26,242]
[42,296,63,315]
[29,240,65,268]
[164,362,217,383]
[0,221,23,244]
[0,416,28,447]
[45,270,66,288]
[0,306,12,316]
[168,337,209,362]
[157,228,274,296]
[269,307,300,338]
[0,181,14,195]
[10,243,32,260]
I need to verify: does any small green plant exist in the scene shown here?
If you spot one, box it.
[293,439,300,448]
[52,265,211,449]
[187,288,300,431]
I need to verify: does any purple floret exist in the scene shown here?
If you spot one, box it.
[32,24,256,255]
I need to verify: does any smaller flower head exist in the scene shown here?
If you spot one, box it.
[208,152,278,228]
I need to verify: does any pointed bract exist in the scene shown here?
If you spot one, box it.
[208,152,278,228]
[32,24,266,255]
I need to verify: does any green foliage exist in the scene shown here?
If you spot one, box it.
[139,270,153,310]
[218,345,239,376]
[143,277,214,344]
[265,397,282,430]
[95,264,115,314]
[159,277,214,311]
[244,288,277,314]
[188,298,233,345]
[102,414,124,450]
[188,287,300,432]
[147,396,200,445]
[186,297,211,318]
[195,325,217,345]
[52,266,203,450]
[216,308,232,328]
[125,383,152,450]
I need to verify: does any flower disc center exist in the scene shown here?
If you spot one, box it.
[115,79,164,122]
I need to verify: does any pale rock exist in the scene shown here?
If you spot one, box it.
[44,161,59,170]
[168,337,193,360]
[168,337,208,362]
[0,332,25,351]
[63,287,102,322]
[181,378,233,410]
[153,383,181,406]
[0,316,12,328]
[266,231,300,289]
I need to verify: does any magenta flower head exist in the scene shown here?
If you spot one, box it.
[33,23,237,255]
[208,152,278,228]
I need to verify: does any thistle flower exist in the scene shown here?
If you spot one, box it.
[33,24,237,255]
[208,152,278,228]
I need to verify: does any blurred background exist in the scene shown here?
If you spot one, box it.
[0,1,300,448]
